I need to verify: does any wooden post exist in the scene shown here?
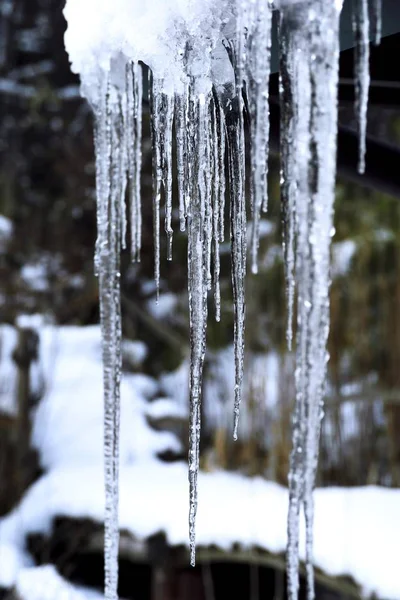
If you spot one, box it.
[12,326,39,501]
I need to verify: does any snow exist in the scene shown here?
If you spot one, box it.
[0,325,18,417]
[1,462,399,599]
[64,0,235,99]
[0,543,32,588]
[32,326,180,470]
[0,215,12,249]
[332,240,356,276]
[0,324,398,599]
[15,565,105,600]
[146,293,177,320]
[20,262,49,292]
[145,398,188,421]
[121,339,147,368]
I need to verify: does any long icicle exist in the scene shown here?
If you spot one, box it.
[175,90,188,232]
[150,76,162,299]
[371,0,382,45]
[133,62,143,261]
[225,79,246,442]
[279,2,342,599]
[352,0,370,174]
[125,62,143,262]
[279,15,297,352]
[211,94,222,321]
[225,16,247,442]
[187,91,209,567]
[246,0,272,275]
[163,93,175,260]
[94,73,123,600]
[303,5,341,596]
[279,7,312,594]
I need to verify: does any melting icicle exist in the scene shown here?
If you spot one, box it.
[211,96,222,321]
[65,0,367,595]
[93,74,123,600]
[245,0,273,275]
[371,0,382,45]
[279,2,342,599]
[175,91,188,232]
[221,82,246,442]
[226,30,247,442]
[163,94,175,260]
[125,62,143,262]
[187,91,210,567]
[352,0,370,174]
[150,76,162,298]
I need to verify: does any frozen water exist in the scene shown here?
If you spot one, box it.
[352,0,370,174]
[63,0,372,598]
[279,2,341,598]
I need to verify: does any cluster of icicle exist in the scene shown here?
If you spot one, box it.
[64,0,382,598]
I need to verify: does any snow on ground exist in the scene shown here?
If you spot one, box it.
[32,325,181,470]
[146,292,177,320]
[1,462,400,599]
[332,240,357,276]
[0,324,399,599]
[0,215,12,251]
[15,565,105,600]
[0,543,33,588]
[0,325,18,416]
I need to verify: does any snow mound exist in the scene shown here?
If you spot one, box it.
[32,325,181,469]
[1,463,399,599]
[15,565,105,600]
[64,0,236,98]
[0,543,33,589]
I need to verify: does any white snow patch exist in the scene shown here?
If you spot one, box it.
[20,263,49,292]
[145,398,188,421]
[1,464,399,599]
[32,326,180,469]
[332,240,356,276]
[15,565,104,600]
[0,544,33,588]
[0,325,18,417]
[0,216,12,250]
[146,293,177,320]
[122,339,148,367]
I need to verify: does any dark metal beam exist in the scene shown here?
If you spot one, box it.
[268,100,400,199]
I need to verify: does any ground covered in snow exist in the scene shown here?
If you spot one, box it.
[0,324,399,599]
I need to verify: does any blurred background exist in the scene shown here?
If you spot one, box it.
[0,1,399,599]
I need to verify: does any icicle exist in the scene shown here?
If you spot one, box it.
[133,63,143,260]
[224,31,247,442]
[279,9,312,593]
[219,75,246,441]
[245,0,272,275]
[151,82,175,266]
[125,62,143,262]
[187,91,210,567]
[279,2,342,599]
[217,103,226,244]
[175,91,188,232]
[279,3,299,351]
[211,95,221,321]
[150,75,162,299]
[163,94,175,260]
[202,103,213,293]
[371,0,382,45]
[93,73,123,600]
[352,0,370,174]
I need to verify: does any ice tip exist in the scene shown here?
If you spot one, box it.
[233,417,239,441]
[190,544,196,567]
